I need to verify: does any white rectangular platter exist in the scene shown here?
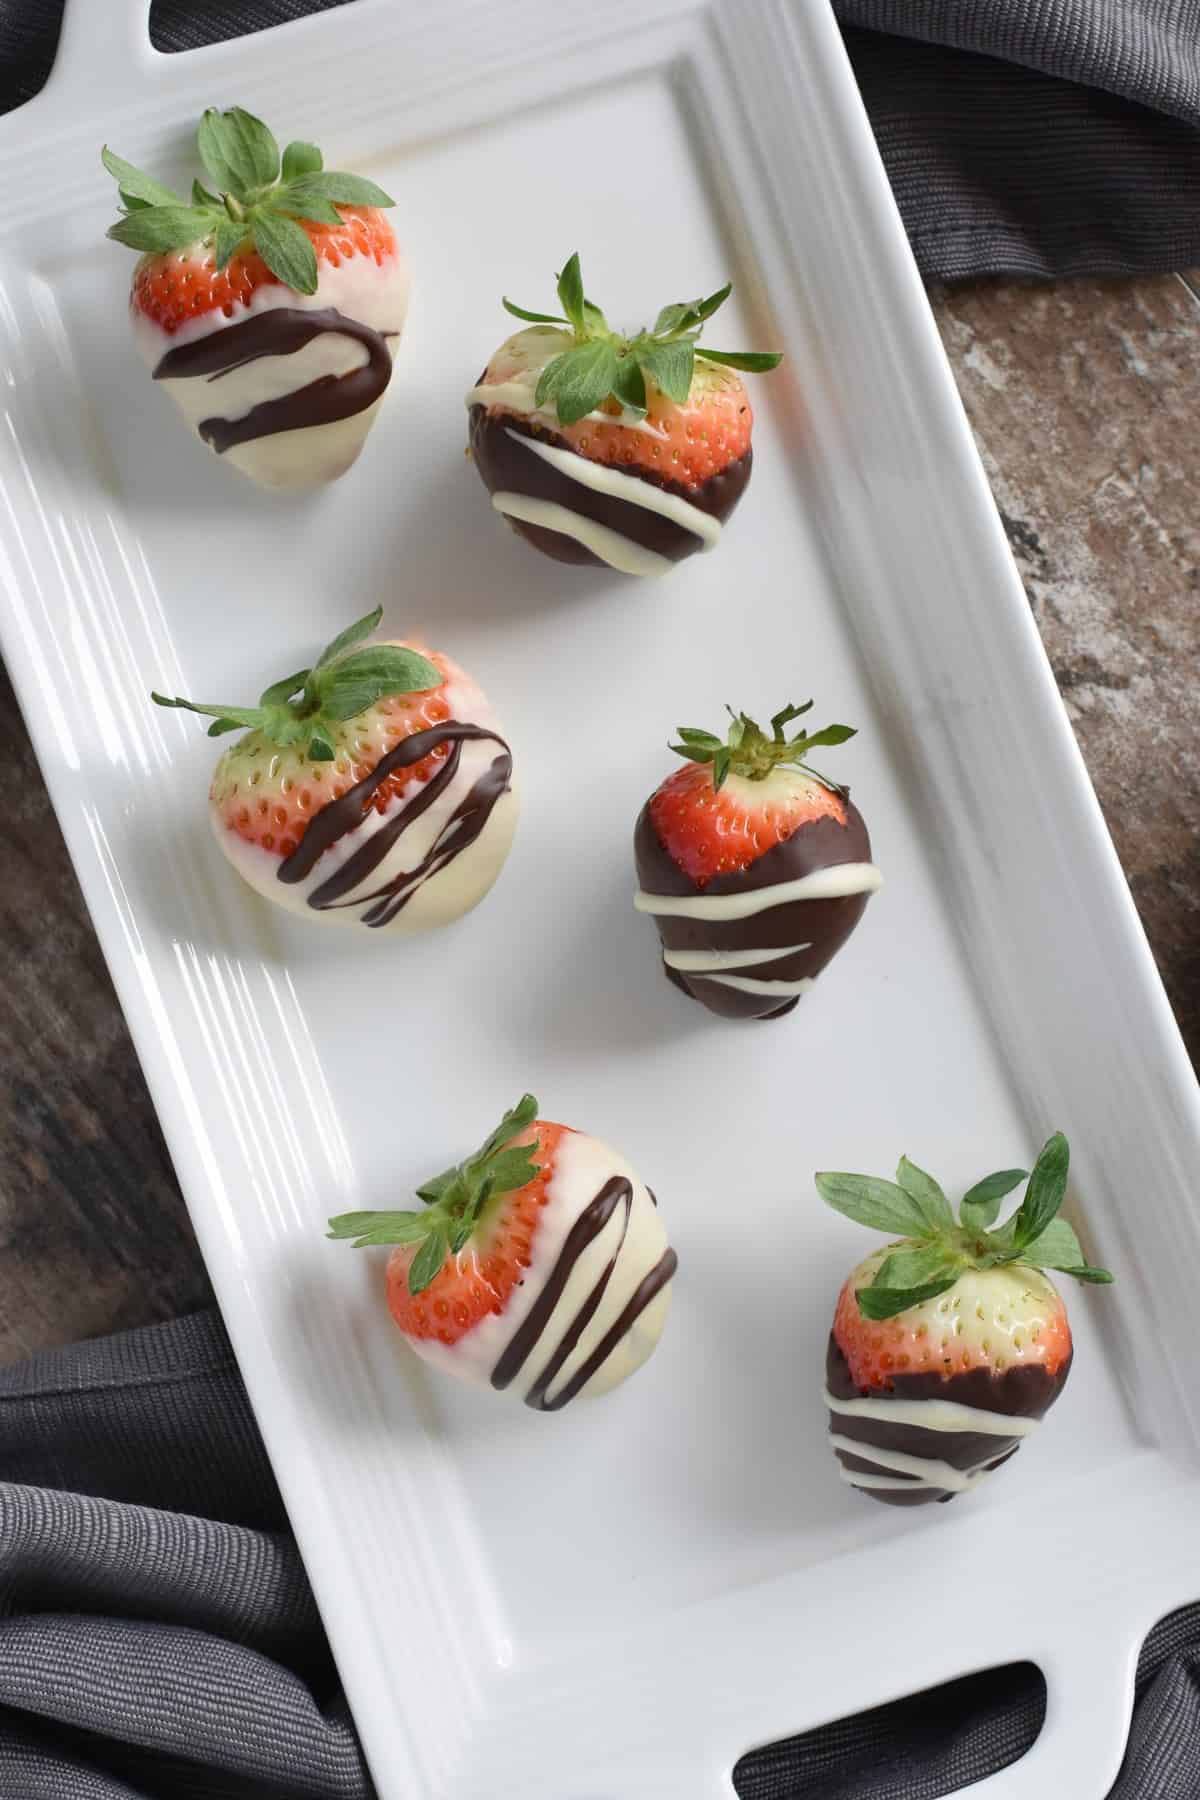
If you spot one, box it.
[3,2,1200,1796]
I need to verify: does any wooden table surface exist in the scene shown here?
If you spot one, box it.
[1,274,1197,1365]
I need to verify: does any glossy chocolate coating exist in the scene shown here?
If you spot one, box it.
[826,1335,1072,1506]
[154,307,393,454]
[634,804,874,1021]
[468,406,751,566]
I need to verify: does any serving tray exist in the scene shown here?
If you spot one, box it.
[3,3,1199,1795]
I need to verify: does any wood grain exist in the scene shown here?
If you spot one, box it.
[0,274,1196,1363]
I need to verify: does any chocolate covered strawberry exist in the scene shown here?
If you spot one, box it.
[817,1133,1112,1506]
[328,1095,677,1410]
[467,253,781,575]
[103,106,409,489]
[634,702,881,1020]
[152,606,518,932]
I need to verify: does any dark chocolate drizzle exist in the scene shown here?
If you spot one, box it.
[469,405,751,568]
[826,1334,1072,1507]
[491,1176,677,1411]
[276,721,512,929]
[634,803,875,1021]
[154,307,395,453]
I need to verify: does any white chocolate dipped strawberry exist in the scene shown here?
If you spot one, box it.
[152,608,518,932]
[329,1095,677,1410]
[103,107,409,490]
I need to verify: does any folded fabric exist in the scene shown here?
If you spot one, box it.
[833,0,1200,278]
[3,1306,1200,1799]
[0,1312,372,1799]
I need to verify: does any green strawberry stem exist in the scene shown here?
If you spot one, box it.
[327,1095,542,1296]
[671,701,856,793]
[103,106,395,295]
[500,251,783,425]
[151,606,439,761]
[815,1132,1114,1320]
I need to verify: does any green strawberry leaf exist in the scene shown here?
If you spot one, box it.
[101,147,183,207]
[1011,1132,1069,1250]
[250,208,319,294]
[307,730,336,761]
[213,217,246,270]
[857,1276,959,1320]
[192,179,220,207]
[895,1156,954,1231]
[277,189,343,227]
[772,702,814,731]
[612,354,647,414]
[317,647,442,723]
[696,348,783,372]
[1019,1216,1113,1282]
[119,191,151,212]
[415,1166,459,1206]
[873,1244,960,1289]
[197,105,280,199]
[556,252,586,332]
[479,1144,542,1197]
[258,668,309,708]
[475,1094,538,1157]
[325,1209,434,1248]
[408,1224,449,1295]
[652,300,697,336]
[814,1172,932,1238]
[960,1167,1028,1230]
[799,724,857,750]
[312,606,384,672]
[536,340,618,425]
[107,205,217,254]
[653,283,731,337]
[502,299,567,325]
[671,701,855,796]
[284,170,395,208]
[638,339,694,404]
[282,140,323,180]
[151,693,264,732]
[449,1215,476,1255]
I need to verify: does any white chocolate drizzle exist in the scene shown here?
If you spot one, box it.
[504,427,722,548]
[824,1388,1040,1438]
[663,941,812,973]
[634,862,883,921]
[827,1432,995,1494]
[489,492,673,578]
[702,972,814,997]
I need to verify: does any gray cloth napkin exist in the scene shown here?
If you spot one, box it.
[4,1,1200,1795]
[3,1307,1200,1799]
[834,0,1200,277]
[0,1311,372,1799]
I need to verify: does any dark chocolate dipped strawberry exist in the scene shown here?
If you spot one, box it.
[633,703,880,1021]
[817,1133,1113,1506]
[466,253,781,576]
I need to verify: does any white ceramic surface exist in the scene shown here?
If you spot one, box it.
[1,3,1198,1797]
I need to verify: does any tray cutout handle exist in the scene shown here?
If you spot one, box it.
[964,1637,1136,1799]
[732,1636,1136,1800]
[45,0,156,115]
